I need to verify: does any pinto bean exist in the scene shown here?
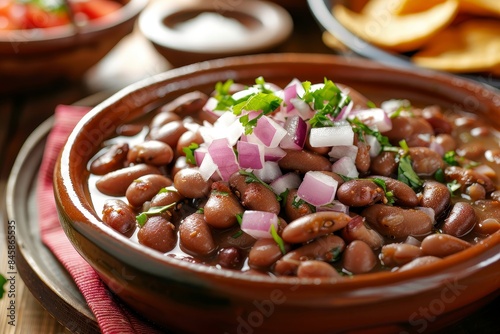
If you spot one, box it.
[150,187,184,207]
[369,176,418,207]
[472,200,500,236]
[217,247,243,269]
[380,243,422,267]
[398,256,442,272]
[284,189,314,221]
[127,140,174,166]
[174,168,212,198]
[179,213,216,257]
[342,240,377,274]
[419,180,450,218]
[354,135,371,174]
[297,260,341,278]
[160,91,209,116]
[248,238,285,270]
[282,211,351,243]
[278,149,332,173]
[421,234,471,258]
[171,156,191,178]
[433,134,456,153]
[422,106,453,135]
[382,116,433,147]
[466,183,486,201]
[149,111,181,129]
[337,83,370,109]
[126,174,173,208]
[176,130,204,156]
[340,215,384,250]
[408,147,445,176]
[149,120,187,148]
[336,179,384,207]
[274,234,345,276]
[444,166,495,193]
[456,142,486,160]
[89,143,128,175]
[137,216,176,253]
[101,199,136,235]
[370,151,398,177]
[441,202,477,237]
[362,204,433,240]
[228,174,280,214]
[96,164,161,196]
[204,183,244,229]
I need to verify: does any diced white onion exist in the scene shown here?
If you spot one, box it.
[270,172,302,195]
[253,161,282,183]
[331,157,358,178]
[348,108,392,132]
[328,145,358,162]
[366,135,382,157]
[309,121,354,147]
[198,153,218,181]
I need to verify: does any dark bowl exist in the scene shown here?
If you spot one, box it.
[306,0,500,89]
[54,53,500,333]
[0,0,148,93]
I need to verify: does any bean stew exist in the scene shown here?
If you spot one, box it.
[87,77,500,279]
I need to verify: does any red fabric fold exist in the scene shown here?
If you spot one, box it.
[36,105,163,334]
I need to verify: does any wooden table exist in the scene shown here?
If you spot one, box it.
[0,3,497,333]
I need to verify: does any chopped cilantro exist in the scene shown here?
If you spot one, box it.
[214,79,236,111]
[398,155,423,191]
[434,168,445,183]
[291,195,306,209]
[255,76,274,94]
[235,213,243,225]
[182,142,199,165]
[196,207,204,214]
[0,274,6,299]
[303,78,352,128]
[157,186,178,194]
[447,180,461,195]
[136,203,177,227]
[270,224,286,254]
[366,101,377,109]
[443,150,459,166]
[371,178,395,205]
[348,117,392,152]
[327,247,342,262]
[232,230,243,239]
[234,93,282,134]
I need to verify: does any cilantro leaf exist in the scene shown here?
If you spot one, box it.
[443,151,459,166]
[136,203,177,227]
[255,76,274,94]
[233,93,282,134]
[304,78,352,127]
[214,79,236,111]
[182,142,199,165]
[238,170,278,197]
[447,180,461,195]
[371,178,395,205]
[348,117,392,152]
[397,155,423,191]
[270,224,286,254]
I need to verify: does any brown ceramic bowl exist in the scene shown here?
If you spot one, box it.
[138,0,293,67]
[54,53,500,333]
[0,0,148,93]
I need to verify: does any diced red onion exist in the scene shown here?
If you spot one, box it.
[264,146,286,162]
[429,140,445,157]
[237,141,264,169]
[331,157,358,178]
[316,200,349,214]
[348,108,392,132]
[208,138,239,181]
[253,115,287,148]
[270,172,302,195]
[194,145,208,166]
[283,81,299,113]
[297,171,339,206]
[241,210,279,239]
[280,115,308,150]
[309,121,354,147]
[366,135,382,157]
[253,161,282,183]
[328,145,358,162]
[290,98,314,119]
[334,100,354,121]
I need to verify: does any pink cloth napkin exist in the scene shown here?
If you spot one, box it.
[36,105,164,334]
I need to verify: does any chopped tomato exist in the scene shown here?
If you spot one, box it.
[24,4,70,28]
[73,0,122,20]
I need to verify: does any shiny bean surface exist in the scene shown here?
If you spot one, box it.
[340,215,384,250]
[282,211,351,243]
[369,176,418,207]
[179,213,216,257]
[137,216,176,253]
[342,240,377,274]
[380,243,422,267]
[204,183,244,229]
[278,149,332,173]
[101,199,136,235]
[127,140,174,166]
[125,174,173,208]
[421,234,471,258]
[441,202,477,237]
[419,180,450,218]
[336,179,384,207]
[297,260,342,278]
[248,238,285,270]
[90,143,128,175]
[96,164,161,197]
[174,168,212,198]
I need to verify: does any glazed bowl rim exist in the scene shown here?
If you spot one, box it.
[55,53,500,299]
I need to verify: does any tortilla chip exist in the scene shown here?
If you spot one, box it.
[333,0,459,52]
[412,20,500,73]
[459,0,500,18]
[394,0,449,15]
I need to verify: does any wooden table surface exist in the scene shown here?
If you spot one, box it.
[0,2,497,333]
